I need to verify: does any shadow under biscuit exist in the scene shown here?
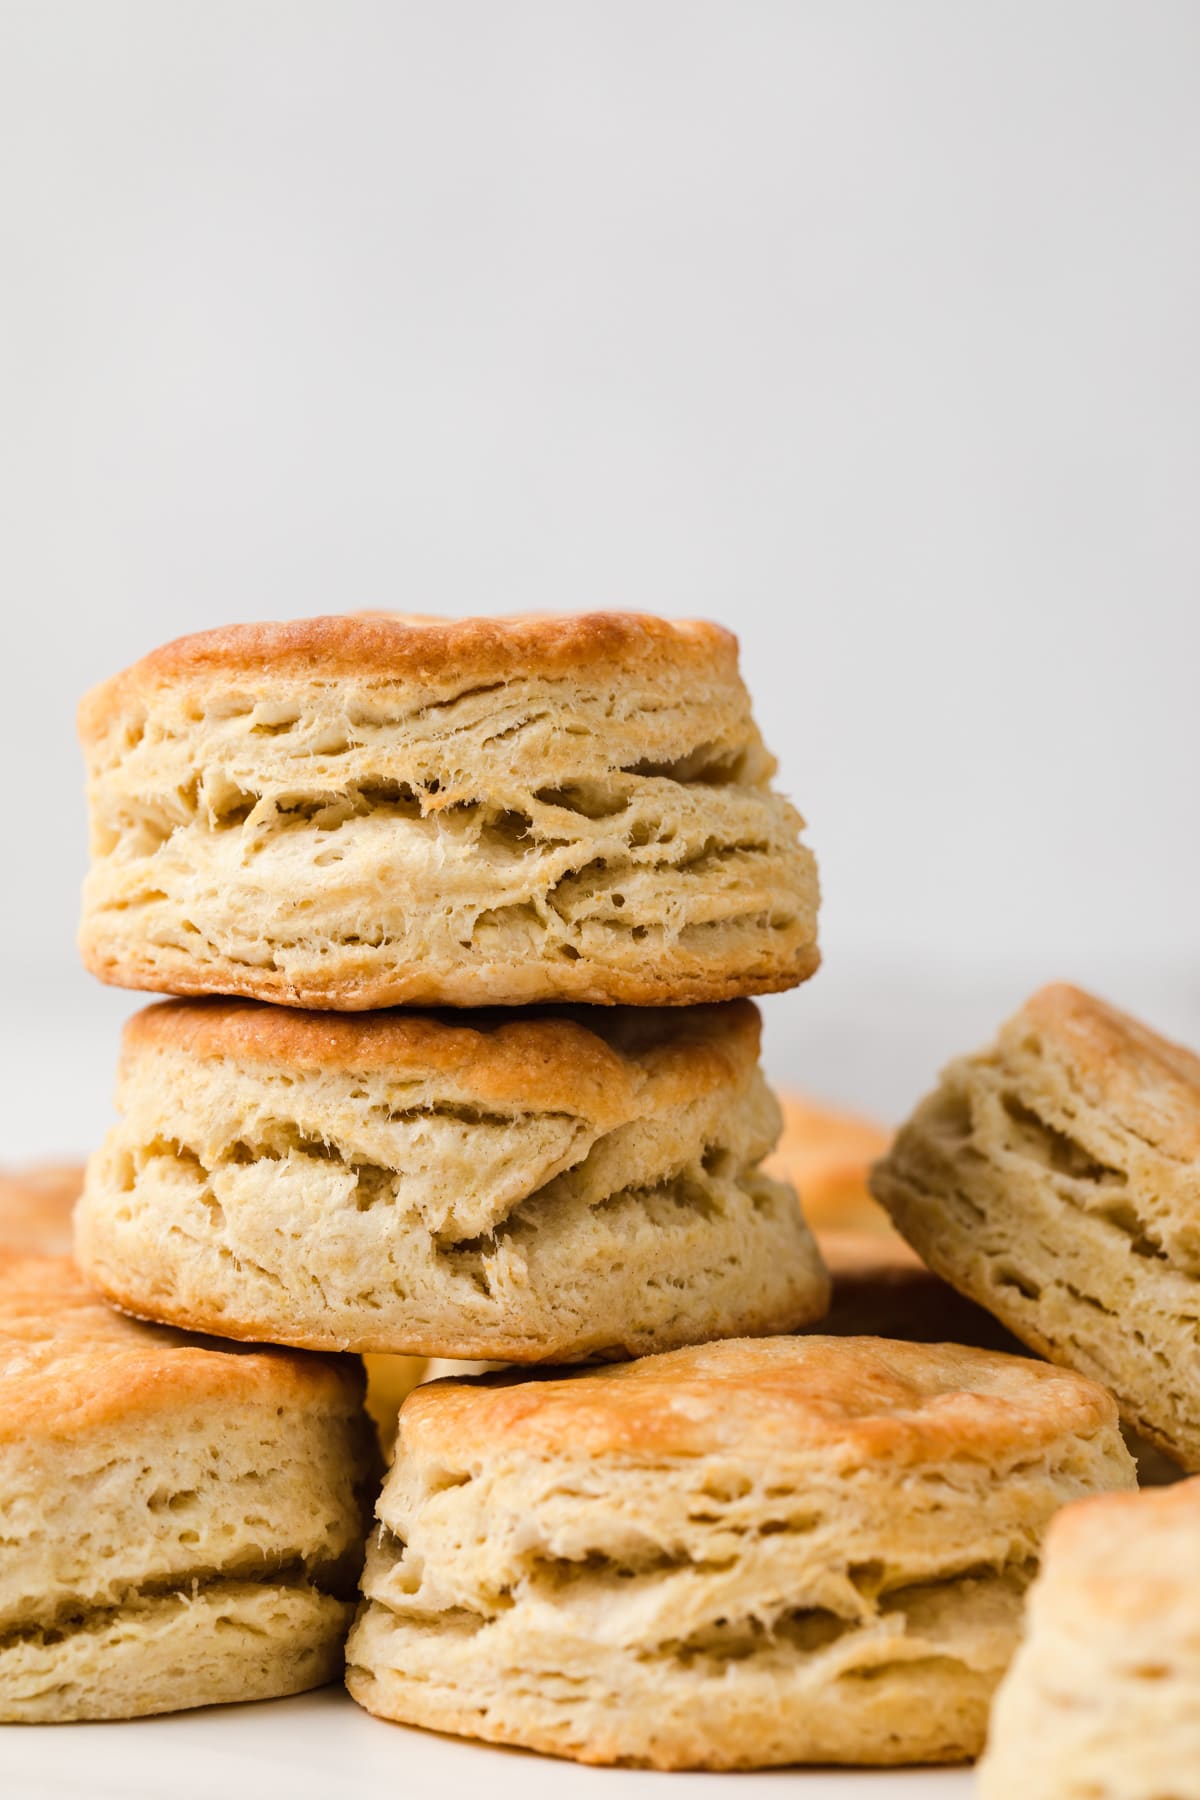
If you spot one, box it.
[816,1229,1028,1351]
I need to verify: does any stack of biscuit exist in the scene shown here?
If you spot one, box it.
[71,613,830,1371]
[5,611,1186,1785]
[11,610,838,1730]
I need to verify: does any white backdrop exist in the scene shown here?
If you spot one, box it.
[1,2,1197,1158]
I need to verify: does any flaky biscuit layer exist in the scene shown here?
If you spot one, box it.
[0,1253,374,1721]
[76,1000,829,1358]
[871,983,1200,1469]
[78,612,819,1008]
[346,1334,1133,1767]
[1,1581,352,1724]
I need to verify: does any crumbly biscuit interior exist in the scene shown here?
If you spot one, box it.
[80,669,818,1003]
[0,1389,372,1721]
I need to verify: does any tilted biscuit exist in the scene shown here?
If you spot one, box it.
[0,1162,84,1256]
[78,613,819,1009]
[346,1334,1133,1768]
[0,1253,375,1721]
[76,997,829,1358]
[870,983,1200,1470]
[978,1478,1200,1799]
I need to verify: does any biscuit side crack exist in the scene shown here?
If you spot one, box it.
[0,1561,355,1652]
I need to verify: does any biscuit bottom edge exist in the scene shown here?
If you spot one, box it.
[0,1578,353,1723]
[345,1564,1027,1769]
[79,936,822,1010]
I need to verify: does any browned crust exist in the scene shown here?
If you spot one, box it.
[78,612,740,742]
[120,997,762,1119]
[0,1252,364,1442]
[398,1333,1119,1466]
[1013,983,1200,1161]
[345,1672,977,1773]
[82,942,819,1012]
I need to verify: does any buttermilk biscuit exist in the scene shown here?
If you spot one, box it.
[0,1162,84,1255]
[346,1334,1133,1768]
[76,997,828,1358]
[766,1093,894,1235]
[870,984,1200,1470]
[979,1478,1200,1799]
[0,1252,374,1722]
[77,613,819,1009]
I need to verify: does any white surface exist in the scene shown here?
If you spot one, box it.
[0,1686,976,1798]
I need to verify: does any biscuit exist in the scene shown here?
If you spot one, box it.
[77,613,819,1009]
[345,1334,1133,1768]
[0,1252,374,1721]
[870,984,1200,1470]
[0,1162,83,1255]
[765,1092,894,1235]
[978,1478,1200,1798]
[76,997,829,1358]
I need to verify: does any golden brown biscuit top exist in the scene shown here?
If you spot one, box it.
[122,998,761,1121]
[78,611,741,739]
[0,1253,361,1442]
[401,1334,1119,1468]
[1036,1477,1200,1623]
[1008,984,1200,1161]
